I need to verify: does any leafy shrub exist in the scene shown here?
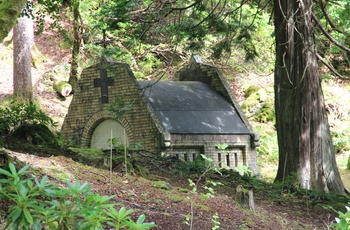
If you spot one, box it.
[0,102,58,148]
[0,162,155,230]
[330,205,350,230]
[275,173,300,194]
[10,124,59,148]
[173,155,208,175]
[254,124,278,161]
[0,102,56,133]
[332,128,350,153]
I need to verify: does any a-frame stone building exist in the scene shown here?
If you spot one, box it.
[61,55,260,175]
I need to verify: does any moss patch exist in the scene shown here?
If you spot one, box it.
[254,101,275,123]
[45,166,75,182]
[10,124,59,148]
[152,181,172,190]
[244,85,260,97]
[193,203,211,211]
[242,86,274,123]
[68,147,110,169]
[166,193,186,202]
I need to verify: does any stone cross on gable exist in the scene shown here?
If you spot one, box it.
[94,56,115,104]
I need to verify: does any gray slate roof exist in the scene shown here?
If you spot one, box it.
[138,81,250,134]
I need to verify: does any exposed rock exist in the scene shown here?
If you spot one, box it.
[152,181,172,190]
[235,185,254,211]
[243,85,260,98]
[242,85,274,123]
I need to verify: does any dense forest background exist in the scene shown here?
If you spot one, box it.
[26,0,350,187]
[1,0,350,229]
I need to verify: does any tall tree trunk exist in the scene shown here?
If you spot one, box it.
[0,0,27,42]
[68,0,81,92]
[274,0,345,193]
[13,15,34,102]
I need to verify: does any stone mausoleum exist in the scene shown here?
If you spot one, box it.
[61,55,260,175]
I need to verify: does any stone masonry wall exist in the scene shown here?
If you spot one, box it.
[61,56,259,175]
[175,55,259,175]
[61,60,162,152]
[167,134,258,174]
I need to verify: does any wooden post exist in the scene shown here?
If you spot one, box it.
[235,185,255,211]
[124,129,127,175]
[109,129,112,195]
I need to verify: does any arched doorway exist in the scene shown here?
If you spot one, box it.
[90,119,129,149]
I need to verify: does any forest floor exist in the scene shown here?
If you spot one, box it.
[1,147,347,230]
[1,22,350,229]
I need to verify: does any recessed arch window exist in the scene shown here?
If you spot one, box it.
[90,119,129,149]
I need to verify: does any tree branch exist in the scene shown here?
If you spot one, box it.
[316,53,347,79]
[312,13,350,54]
[318,0,349,36]
[138,0,204,24]
[170,0,203,11]
[187,0,223,30]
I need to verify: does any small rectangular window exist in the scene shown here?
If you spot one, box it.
[218,153,222,167]
[234,152,238,167]
[226,154,230,167]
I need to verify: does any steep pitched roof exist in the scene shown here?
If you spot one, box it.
[138,81,250,134]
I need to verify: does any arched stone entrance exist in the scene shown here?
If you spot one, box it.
[79,110,133,149]
[90,119,129,149]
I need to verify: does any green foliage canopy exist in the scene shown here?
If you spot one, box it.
[0,0,28,42]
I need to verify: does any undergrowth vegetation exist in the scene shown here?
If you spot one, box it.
[0,163,155,230]
[1,1,350,228]
[0,80,349,229]
[1,134,350,229]
[0,102,59,148]
[323,80,350,155]
[331,205,350,230]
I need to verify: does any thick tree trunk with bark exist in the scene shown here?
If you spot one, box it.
[0,0,27,42]
[13,15,34,101]
[274,0,345,193]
